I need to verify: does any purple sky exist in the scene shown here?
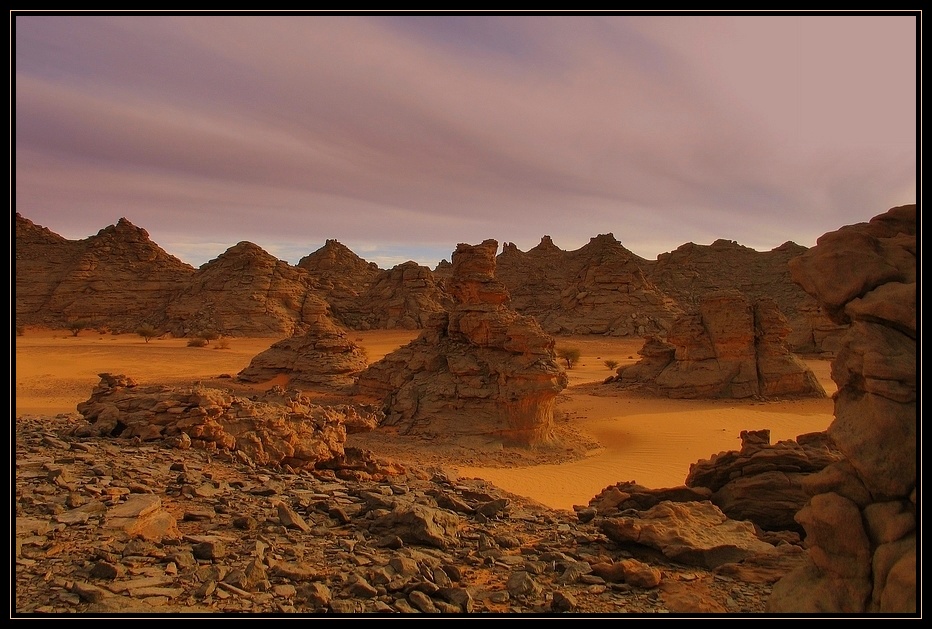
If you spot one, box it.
[14,13,918,269]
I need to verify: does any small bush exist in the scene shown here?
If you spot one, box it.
[200,331,220,345]
[187,337,208,347]
[556,346,582,369]
[136,324,159,343]
[214,338,231,350]
[604,359,619,370]
[68,320,91,337]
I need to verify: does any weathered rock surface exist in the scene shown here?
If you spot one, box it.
[15,413,789,615]
[608,291,826,399]
[356,240,568,446]
[15,216,195,332]
[74,373,386,471]
[685,430,844,532]
[164,241,322,338]
[296,239,382,325]
[767,204,917,614]
[644,239,844,356]
[341,261,453,331]
[236,297,369,392]
[495,234,683,337]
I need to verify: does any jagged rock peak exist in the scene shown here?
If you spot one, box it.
[14,213,69,246]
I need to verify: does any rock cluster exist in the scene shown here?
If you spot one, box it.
[296,239,382,324]
[356,240,567,446]
[341,261,453,331]
[74,373,385,472]
[767,204,917,614]
[685,430,843,533]
[608,291,826,399]
[236,296,369,392]
[16,413,791,615]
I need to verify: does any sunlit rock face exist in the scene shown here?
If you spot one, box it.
[356,239,567,446]
[767,204,916,614]
[608,290,826,400]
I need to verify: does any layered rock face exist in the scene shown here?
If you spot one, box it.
[644,239,845,356]
[767,204,917,614]
[341,261,453,330]
[609,291,826,399]
[495,234,683,337]
[236,296,369,391]
[297,239,381,325]
[164,241,322,338]
[75,373,384,471]
[16,216,195,331]
[356,240,567,446]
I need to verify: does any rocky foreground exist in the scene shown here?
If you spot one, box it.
[15,413,796,617]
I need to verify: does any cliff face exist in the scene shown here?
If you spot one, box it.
[356,240,567,446]
[767,204,917,614]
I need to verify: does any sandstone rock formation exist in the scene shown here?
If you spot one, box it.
[767,204,917,614]
[15,216,195,332]
[685,430,844,532]
[164,241,321,338]
[236,296,369,392]
[495,234,683,337]
[356,240,568,446]
[75,373,383,471]
[340,261,453,330]
[608,291,826,399]
[296,239,381,325]
[644,239,845,355]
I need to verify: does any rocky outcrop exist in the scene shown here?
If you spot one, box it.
[75,373,384,471]
[685,430,844,533]
[15,216,195,332]
[16,413,787,614]
[236,296,369,392]
[608,291,826,399]
[644,239,844,356]
[164,241,321,338]
[297,239,381,326]
[767,204,917,614]
[356,240,567,446]
[341,261,453,330]
[496,234,683,337]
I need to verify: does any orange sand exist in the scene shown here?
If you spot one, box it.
[14,328,836,512]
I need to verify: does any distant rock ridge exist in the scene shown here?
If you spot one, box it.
[164,241,322,338]
[15,215,195,331]
[297,239,382,323]
[767,204,916,614]
[607,290,826,399]
[496,233,683,337]
[355,239,567,446]
[340,261,453,331]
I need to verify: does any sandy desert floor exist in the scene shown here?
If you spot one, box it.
[14,327,836,513]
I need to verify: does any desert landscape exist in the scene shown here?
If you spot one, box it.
[15,327,837,511]
[14,204,916,616]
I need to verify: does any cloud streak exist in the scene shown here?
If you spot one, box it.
[14,13,917,269]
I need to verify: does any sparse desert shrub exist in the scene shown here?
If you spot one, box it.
[604,359,619,370]
[187,337,208,347]
[68,320,91,337]
[136,324,159,343]
[214,338,230,350]
[556,346,582,369]
[200,331,220,345]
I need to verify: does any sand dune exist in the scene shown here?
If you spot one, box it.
[14,328,835,512]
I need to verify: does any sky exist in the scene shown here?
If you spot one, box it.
[13,12,918,270]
